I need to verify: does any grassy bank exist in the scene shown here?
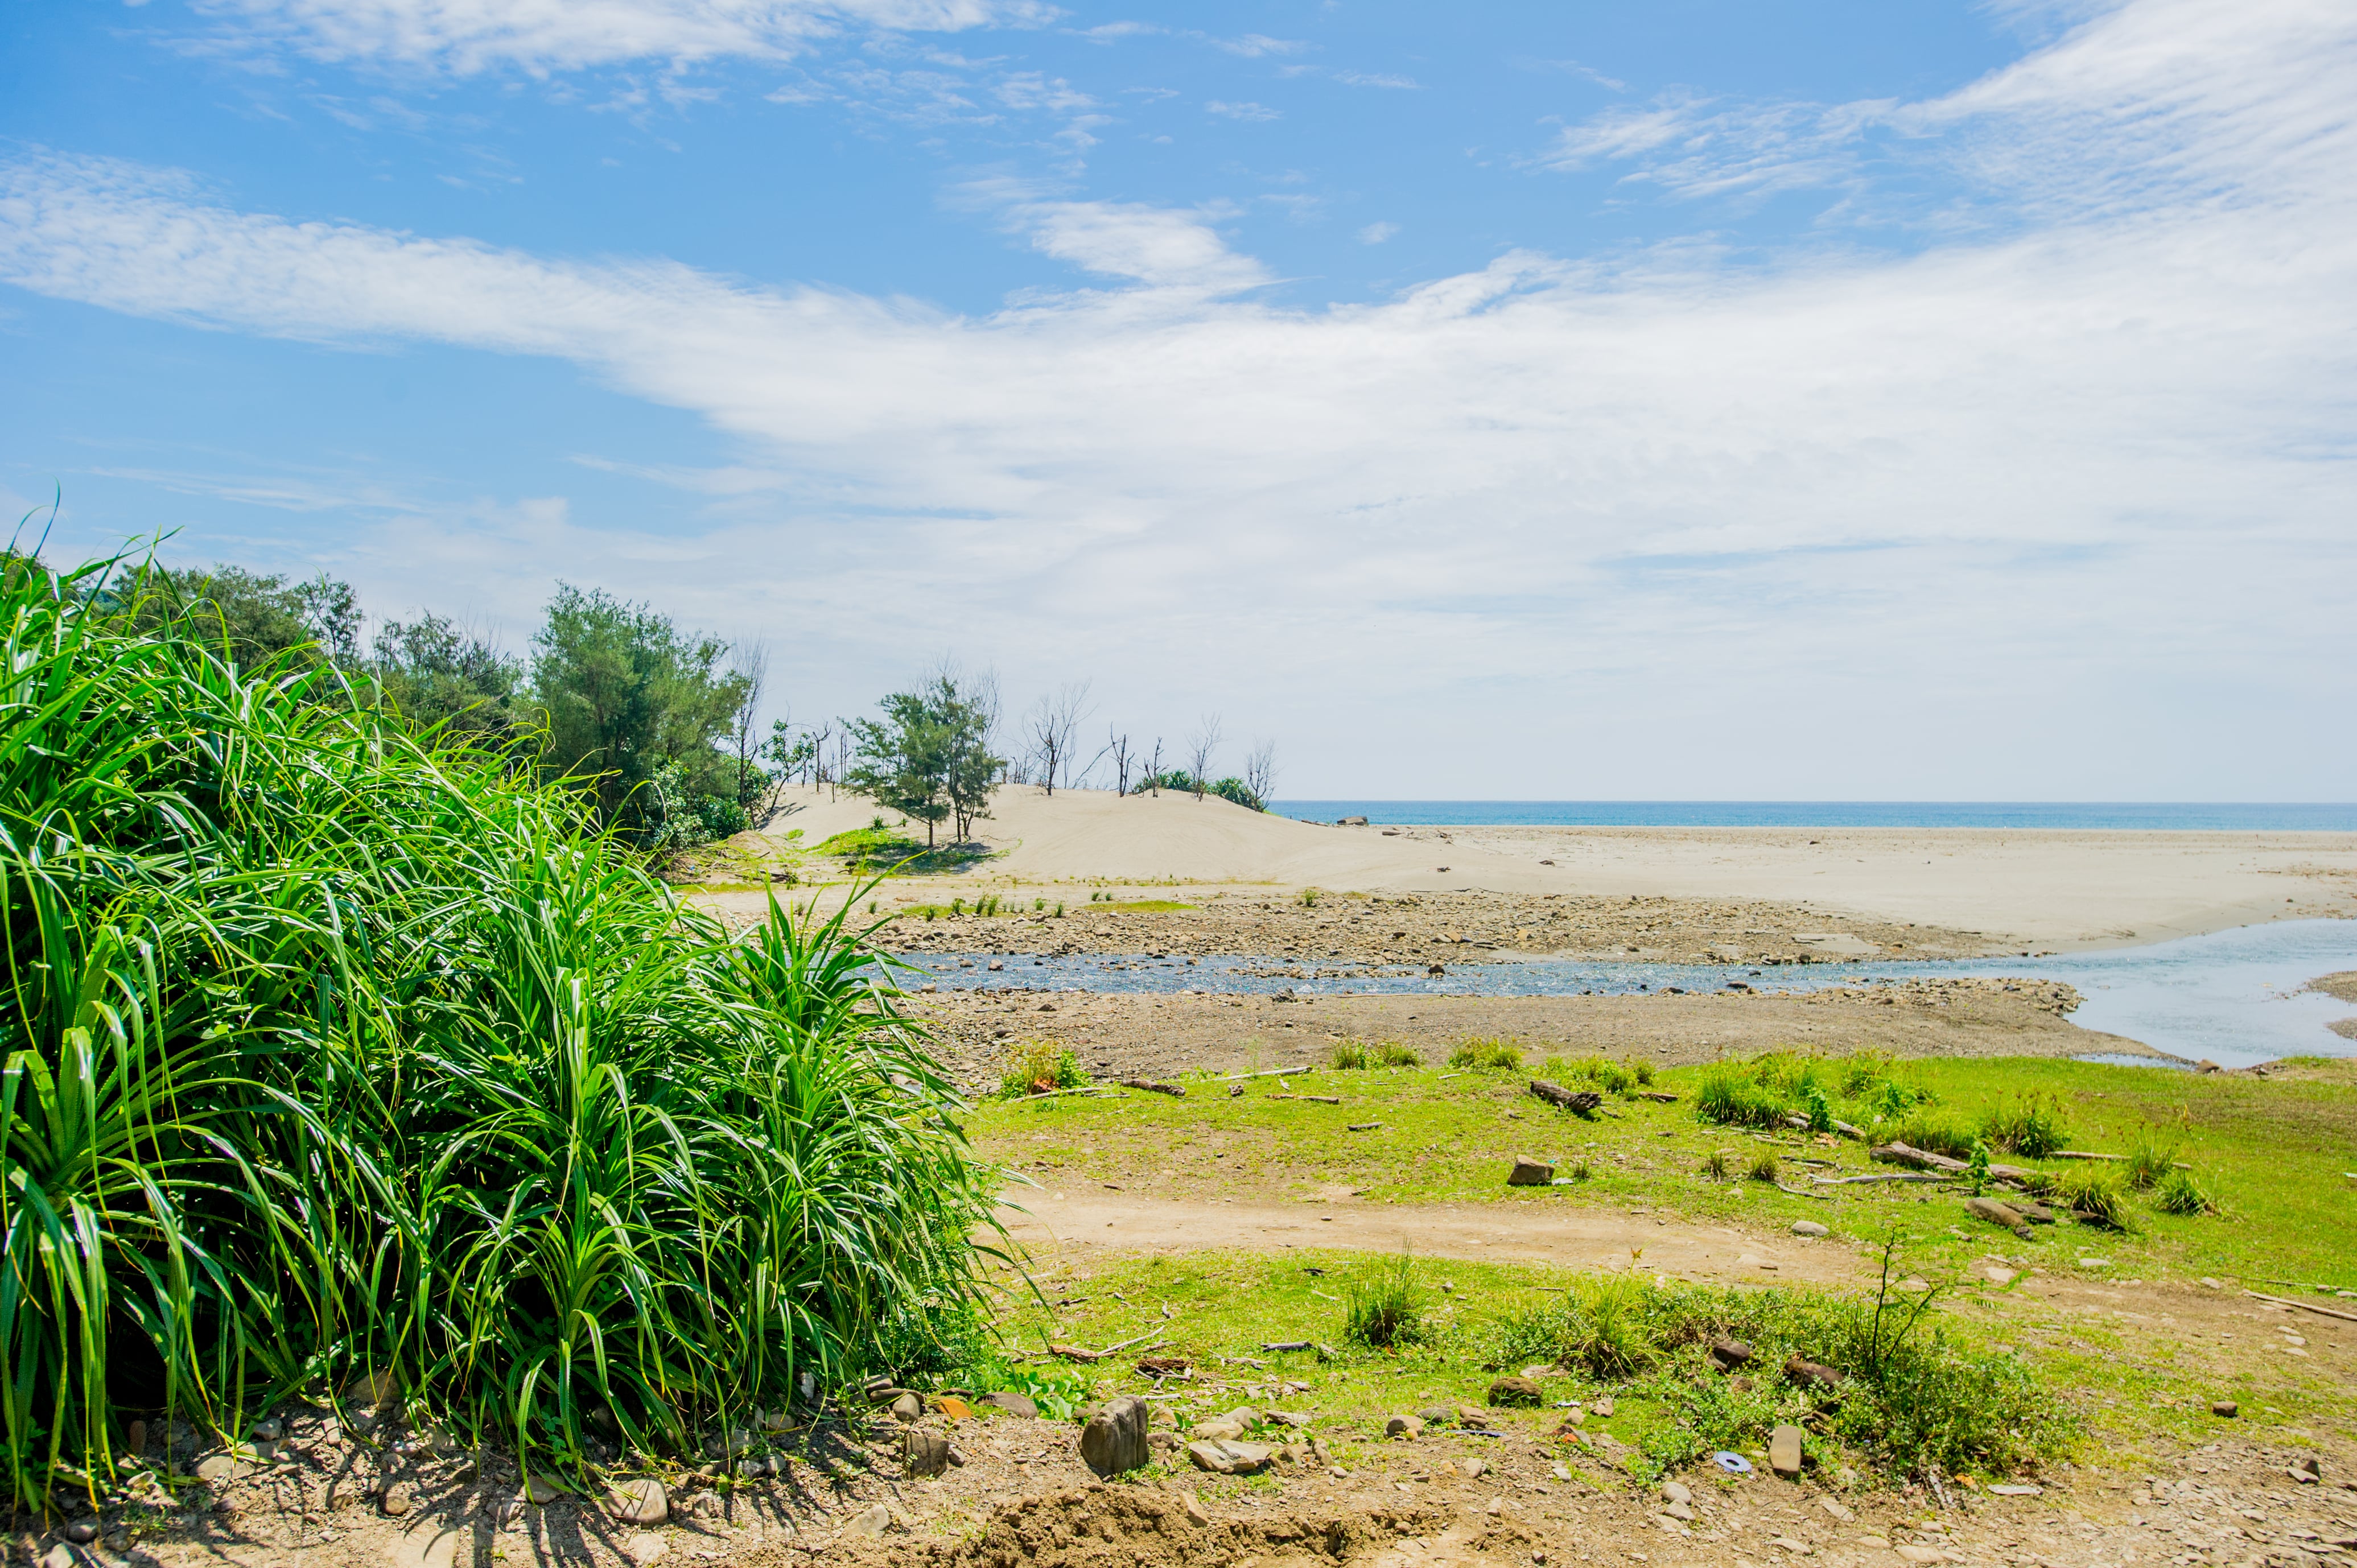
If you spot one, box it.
[0,552,992,1508]
[968,1049,2357,1293]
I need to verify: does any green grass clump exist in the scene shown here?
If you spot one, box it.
[1979,1092,2072,1157]
[1342,1253,1426,1348]
[1448,1039,1523,1070]
[1331,1041,1371,1070]
[0,550,993,1507]
[1749,1150,1782,1183]
[2124,1133,2180,1191]
[999,1040,1090,1097]
[1379,1043,1420,1067]
[1884,1107,1976,1158]
[2055,1165,2136,1230]
[2154,1168,2214,1216]
[1693,1064,1789,1128]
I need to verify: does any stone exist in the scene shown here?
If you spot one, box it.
[1591,1396,1614,1416]
[623,1533,667,1566]
[688,1493,723,1521]
[1791,1220,1829,1237]
[1264,1409,1309,1427]
[1822,1498,1856,1520]
[1661,1481,1693,1506]
[347,1369,397,1408]
[1217,1405,1264,1430]
[1386,1414,1424,1440]
[40,1546,73,1568]
[1663,1501,1694,1521]
[1784,1354,1847,1390]
[905,1429,953,1479]
[1461,1456,1487,1479]
[64,1522,98,1545]
[1186,1439,1274,1476]
[1709,1339,1756,1371]
[1418,1405,1454,1425]
[2212,1400,2239,1418]
[1487,1375,1543,1407]
[978,1391,1038,1418]
[195,1455,238,1485]
[609,1479,668,1525]
[525,1475,564,1505]
[382,1483,415,1517]
[1966,1196,2030,1236]
[844,1504,891,1538]
[889,1392,923,1422]
[1509,1157,1556,1186]
[251,1419,283,1442]
[1897,1547,1946,1564]
[1192,1419,1245,1442]
[125,1419,147,1456]
[1982,1264,2017,1286]
[1182,1492,1212,1528]
[1079,1394,1151,1478]
[2291,1467,2319,1486]
[1988,1484,2042,1497]
[1769,1423,1805,1478]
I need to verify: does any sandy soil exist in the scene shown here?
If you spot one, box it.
[731,786,2357,951]
[910,982,2148,1097]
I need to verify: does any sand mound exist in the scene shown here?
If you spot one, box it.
[759,784,1527,892]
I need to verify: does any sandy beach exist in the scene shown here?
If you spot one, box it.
[731,784,2357,951]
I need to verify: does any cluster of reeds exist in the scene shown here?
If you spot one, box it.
[0,551,994,1508]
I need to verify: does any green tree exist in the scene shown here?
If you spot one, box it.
[109,563,363,671]
[844,673,1003,849]
[529,585,750,843]
[370,612,529,749]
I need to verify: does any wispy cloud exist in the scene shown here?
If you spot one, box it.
[180,0,1057,75]
[10,0,2357,793]
[1205,99,1279,122]
[1355,220,1396,244]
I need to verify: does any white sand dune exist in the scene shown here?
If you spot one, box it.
[749,785,2357,949]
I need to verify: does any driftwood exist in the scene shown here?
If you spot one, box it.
[1120,1078,1186,1097]
[1048,1328,1167,1363]
[1017,1084,1126,1101]
[1259,1340,1314,1353]
[1870,1142,2041,1188]
[2246,1290,2357,1324]
[1635,1091,1682,1103]
[1219,1066,1313,1083]
[1269,1094,1343,1104]
[1814,1171,1947,1186]
[1529,1080,1604,1116]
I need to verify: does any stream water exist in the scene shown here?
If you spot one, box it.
[905,919,2357,1069]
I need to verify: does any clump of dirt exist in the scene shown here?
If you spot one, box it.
[828,1489,1467,1568]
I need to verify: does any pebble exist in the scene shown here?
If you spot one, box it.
[39,1545,72,1568]
[623,1532,668,1565]
[1386,1414,1425,1440]
[195,1455,237,1485]
[1461,1456,1486,1479]
[381,1483,414,1517]
[1661,1482,1693,1506]
[608,1478,669,1525]
[1768,1423,1804,1478]
[889,1392,923,1422]
[64,1522,98,1545]
[525,1475,564,1504]
[1182,1492,1212,1528]
[844,1504,891,1538]
[2212,1400,2240,1418]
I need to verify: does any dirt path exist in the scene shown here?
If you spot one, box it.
[996,1189,1862,1285]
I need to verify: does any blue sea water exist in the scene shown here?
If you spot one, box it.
[913,919,2357,1068]
[1264,801,2357,831]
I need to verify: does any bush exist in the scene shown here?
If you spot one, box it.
[2154,1169,2215,1216]
[1449,1039,1523,1070]
[1979,1093,2072,1157]
[1342,1253,1427,1348]
[0,551,993,1504]
[999,1041,1089,1098]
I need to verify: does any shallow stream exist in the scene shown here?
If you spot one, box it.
[904,919,2357,1069]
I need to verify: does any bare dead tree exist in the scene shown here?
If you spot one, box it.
[806,719,833,790]
[1244,736,1278,810]
[1184,713,1223,800]
[728,639,769,813]
[1142,737,1164,795]
[1024,680,1093,795]
[1107,728,1134,795]
[832,728,851,801]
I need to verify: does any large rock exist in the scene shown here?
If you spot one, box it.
[889,1392,924,1422]
[1384,1414,1424,1441]
[904,1429,953,1478]
[977,1391,1037,1418]
[1791,1220,1829,1238]
[1079,1395,1151,1478]
[608,1479,668,1525]
[1186,1439,1274,1476]
[1709,1339,1755,1371]
[1507,1157,1556,1186]
[1966,1196,2030,1236]
[1487,1376,1542,1408]
[1783,1354,1847,1390]
[1769,1423,1805,1478]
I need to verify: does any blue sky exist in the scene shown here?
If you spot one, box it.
[2,1,2352,798]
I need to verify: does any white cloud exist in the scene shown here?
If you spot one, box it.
[186,0,1055,75]
[1204,99,1279,122]
[9,0,2357,794]
[1355,220,1397,244]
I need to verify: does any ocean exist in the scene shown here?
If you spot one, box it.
[1263,801,2357,831]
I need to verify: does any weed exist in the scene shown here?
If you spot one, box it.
[1979,1093,2072,1157]
[1563,1272,1656,1376]
[1332,1041,1371,1071]
[1448,1039,1523,1071]
[1034,898,1046,911]
[1631,1059,1657,1087]
[1703,1149,1731,1179]
[1378,1043,1421,1068]
[1748,1151,1782,1183]
[1568,1160,1592,1182]
[2055,1165,2136,1230]
[999,1041,1089,1099]
[1342,1253,1426,1348]
[2154,1168,2215,1216]
[2124,1133,2179,1191]
[1053,902,1064,917]
[1884,1108,1976,1158]
[1298,888,1322,908]
[1693,1065,1789,1129]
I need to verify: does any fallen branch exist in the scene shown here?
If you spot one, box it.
[1046,1328,1169,1363]
[1270,1094,1343,1104]
[2245,1290,2357,1325]
[1636,1091,1681,1103]
[1813,1172,1947,1186]
[1774,1182,1833,1201]
[2053,1150,2190,1169]
[1120,1078,1187,1097]
[1017,1085,1126,1101]
[1259,1340,1313,1353]
[1218,1066,1313,1083]
[1529,1080,1603,1116]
